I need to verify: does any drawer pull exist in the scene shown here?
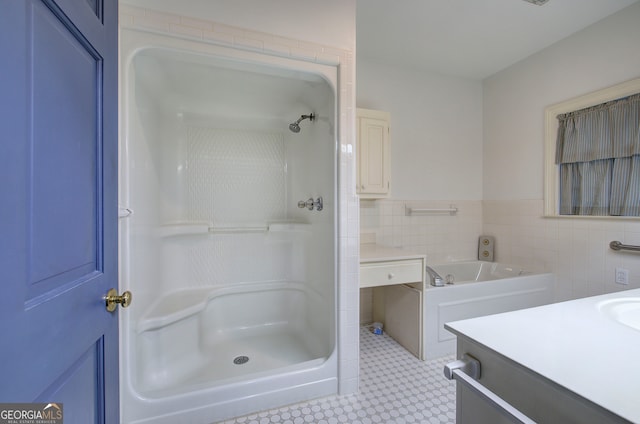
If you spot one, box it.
[388,273,395,279]
[445,354,535,424]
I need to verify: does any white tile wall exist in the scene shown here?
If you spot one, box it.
[361,198,640,303]
[120,5,359,395]
[484,199,640,302]
[360,199,483,264]
[359,198,484,324]
[119,5,347,67]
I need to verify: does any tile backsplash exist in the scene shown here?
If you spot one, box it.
[361,198,640,302]
[484,199,640,301]
[360,199,483,264]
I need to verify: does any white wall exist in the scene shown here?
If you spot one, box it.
[356,59,484,268]
[482,3,640,300]
[121,0,355,52]
[357,59,483,201]
[483,2,640,201]
[357,3,640,301]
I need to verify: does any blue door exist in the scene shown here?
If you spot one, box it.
[0,0,119,422]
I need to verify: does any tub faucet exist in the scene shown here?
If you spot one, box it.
[425,266,445,287]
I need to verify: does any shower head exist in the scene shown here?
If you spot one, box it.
[289,122,301,133]
[289,113,315,133]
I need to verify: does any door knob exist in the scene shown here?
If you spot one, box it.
[105,288,132,312]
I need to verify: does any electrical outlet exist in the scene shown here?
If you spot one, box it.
[615,268,629,285]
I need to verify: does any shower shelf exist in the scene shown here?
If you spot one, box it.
[158,222,310,237]
[158,223,210,237]
[209,226,268,234]
[267,223,311,232]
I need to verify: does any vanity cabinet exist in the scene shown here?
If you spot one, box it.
[445,289,640,424]
[356,108,390,198]
[360,259,422,288]
[360,245,425,359]
[451,337,627,424]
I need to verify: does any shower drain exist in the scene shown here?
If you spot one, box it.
[233,355,249,365]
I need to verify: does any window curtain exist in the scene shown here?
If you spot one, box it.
[555,93,640,216]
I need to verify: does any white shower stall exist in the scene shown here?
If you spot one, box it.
[119,28,340,423]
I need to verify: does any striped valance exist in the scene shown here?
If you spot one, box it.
[555,92,640,164]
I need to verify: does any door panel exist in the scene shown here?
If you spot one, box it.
[35,338,105,424]
[29,0,101,300]
[0,1,118,422]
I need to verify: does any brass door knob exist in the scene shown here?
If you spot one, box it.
[105,288,132,312]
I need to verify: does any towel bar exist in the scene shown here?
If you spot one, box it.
[405,205,457,216]
[609,241,640,252]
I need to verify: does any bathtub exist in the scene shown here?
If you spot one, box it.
[423,261,554,359]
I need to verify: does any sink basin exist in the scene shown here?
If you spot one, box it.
[597,297,640,331]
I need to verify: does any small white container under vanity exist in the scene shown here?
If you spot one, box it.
[445,289,640,424]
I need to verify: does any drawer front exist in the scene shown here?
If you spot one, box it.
[360,259,423,288]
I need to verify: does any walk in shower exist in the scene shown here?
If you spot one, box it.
[119,31,338,423]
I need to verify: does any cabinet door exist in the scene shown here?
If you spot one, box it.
[455,338,626,424]
[357,110,390,197]
[384,284,423,359]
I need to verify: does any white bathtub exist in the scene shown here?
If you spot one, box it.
[424,261,554,359]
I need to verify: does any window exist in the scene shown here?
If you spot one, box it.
[544,77,640,218]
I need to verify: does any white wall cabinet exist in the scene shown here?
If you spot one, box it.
[357,108,390,198]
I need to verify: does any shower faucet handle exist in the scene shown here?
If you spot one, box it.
[297,197,323,211]
[297,199,312,210]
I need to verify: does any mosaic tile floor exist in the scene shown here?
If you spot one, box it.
[219,327,456,424]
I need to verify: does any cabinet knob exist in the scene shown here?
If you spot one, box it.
[388,273,395,279]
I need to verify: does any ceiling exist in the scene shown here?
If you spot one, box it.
[356,0,638,80]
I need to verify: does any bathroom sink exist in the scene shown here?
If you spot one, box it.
[597,297,640,331]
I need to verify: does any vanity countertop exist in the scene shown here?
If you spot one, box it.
[446,288,640,423]
[360,244,426,263]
